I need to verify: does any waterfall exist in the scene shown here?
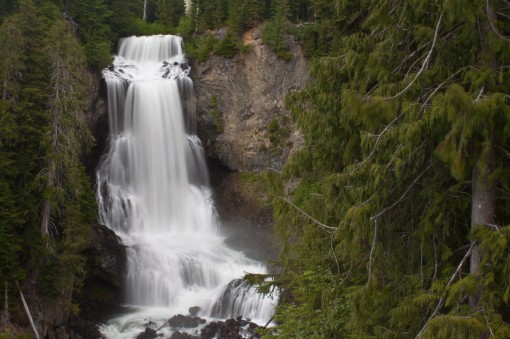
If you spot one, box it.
[97,35,277,338]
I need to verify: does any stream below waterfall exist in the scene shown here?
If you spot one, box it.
[96,35,277,338]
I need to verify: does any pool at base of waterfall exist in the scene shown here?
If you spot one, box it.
[98,304,277,338]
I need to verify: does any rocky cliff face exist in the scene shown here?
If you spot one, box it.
[193,27,308,172]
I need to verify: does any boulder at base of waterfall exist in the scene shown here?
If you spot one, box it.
[170,331,200,339]
[200,317,260,339]
[136,327,157,339]
[189,306,201,316]
[168,314,207,328]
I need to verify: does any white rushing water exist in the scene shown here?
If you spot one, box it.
[97,35,277,338]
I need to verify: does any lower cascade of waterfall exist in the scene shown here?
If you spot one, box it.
[96,35,277,338]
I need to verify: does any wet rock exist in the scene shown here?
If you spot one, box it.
[171,331,200,339]
[89,223,127,286]
[66,315,102,339]
[136,327,157,339]
[200,322,219,339]
[200,317,260,339]
[168,314,206,328]
[189,306,201,316]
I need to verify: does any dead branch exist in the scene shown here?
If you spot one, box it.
[367,218,379,286]
[280,197,336,232]
[371,163,432,220]
[17,283,40,339]
[421,68,468,111]
[387,12,444,100]
[415,241,476,338]
[486,0,510,40]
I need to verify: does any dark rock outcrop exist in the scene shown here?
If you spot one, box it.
[72,223,126,326]
[188,306,201,317]
[87,223,127,286]
[136,327,157,339]
[168,314,206,328]
[200,317,260,339]
[66,315,103,339]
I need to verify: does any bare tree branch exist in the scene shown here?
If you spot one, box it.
[371,163,432,220]
[367,218,378,286]
[280,196,336,232]
[415,242,476,339]
[387,12,444,100]
[17,282,41,339]
[486,0,510,40]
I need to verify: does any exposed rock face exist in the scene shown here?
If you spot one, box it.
[87,223,127,287]
[76,223,126,320]
[59,223,126,338]
[194,27,308,172]
[85,74,108,177]
[208,160,278,262]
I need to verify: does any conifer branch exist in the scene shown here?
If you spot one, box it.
[415,241,476,338]
[330,235,340,274]
[432,238,438,281]
[386,12,443,101]
[371,163,431,220]
[482,308,495,337]
[421,68,468,111]
[496,145,510,160]
[280,197,336,232]
[367,113,405,160]
[345,118,404,176]
[367,218,378,286]
[486,0,510,40]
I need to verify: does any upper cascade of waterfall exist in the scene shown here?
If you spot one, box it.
[104,35,188,82]
[118,35,184,62]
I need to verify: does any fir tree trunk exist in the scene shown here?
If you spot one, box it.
[469,147,495,310]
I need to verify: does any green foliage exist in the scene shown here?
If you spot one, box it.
[130,18,172,35]
[71,0,113,69]
[208,94,223,133]
[261,21,293,61]
[155,0,186,27]
[267,0,510,337]
[261,0,294,61]
[175,16,194,40]
[267,116,291,155]
[0,0,96,324]
[213,32,238,57]
[186,32,247,61]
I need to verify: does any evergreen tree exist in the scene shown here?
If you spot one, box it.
[40,19,93,239]
[0,0,96,324]
[269,0,510,337]
[155,0,185,27]
[70,0,113,69]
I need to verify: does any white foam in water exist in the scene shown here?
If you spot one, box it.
[97,35,277,338]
